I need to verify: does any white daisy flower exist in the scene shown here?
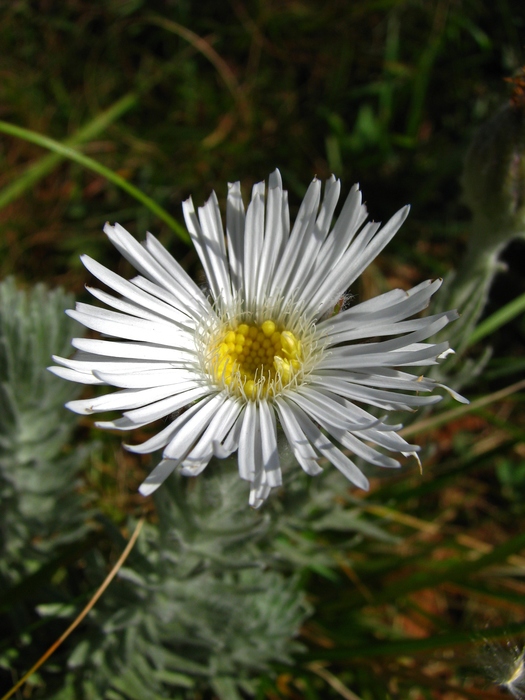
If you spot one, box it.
[50,170,465,507]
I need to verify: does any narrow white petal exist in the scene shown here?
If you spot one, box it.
[85,285,185,326]
[332,430,401,469]
[321,279,443,331]
[139,459,180,496]
[183,195,232,305]
[290,389,401,468]
[95,416,138,430]
[162,392,228,460]
[131,273,210,319]
[254,171,286,306]
[310,373,438,404]
[294,383,383,427]
[48,365,105,385]
[67,305,192,348]
[326,309,454,351]
[308,205,410,317]
[243,191,265,310]
[306,378,441,412]
[197,191,233,307]
[274,398,323,476]
[437,383,469,404]
[122,385,213,426]
[180,398,243,475]
[318,341,451,370]
[226,180,245,294]
[128,397,212,454]
[143,232,211,312]
[81,255,191,324]
[327,183,368,247]
[312,368,436,392]
[213,405,245,458]
[249,479,272,509]
[285,399,369,489]
[52,353,179,376]
[298,185,368,304]
[238,400,258,481]
[259,400,282,487]
[288,388,366,430]
[71,337,194,362]
[103,223,196,301]
[93,369,198,390]
[269,178,321,297]
[324,311,458,345]
[66,384,192,415]
[280,176,342,305]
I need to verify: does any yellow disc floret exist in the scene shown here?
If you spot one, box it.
[207,319,303,400]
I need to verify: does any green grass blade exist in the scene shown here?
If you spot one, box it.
[0,120,190,243]
[453,581,525,608]
[400,378,525,439]
[356,527,525,608]
[0,93,137,211]
[304,619,525,660]
[468,290,525,345]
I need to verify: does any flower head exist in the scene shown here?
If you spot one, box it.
[50,170,465,507]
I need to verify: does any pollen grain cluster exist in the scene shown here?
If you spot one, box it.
[208,319,303,399]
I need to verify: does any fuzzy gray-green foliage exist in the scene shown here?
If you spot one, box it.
[0,278,90,584]
[48,470,311,700]
[45,463,398,699]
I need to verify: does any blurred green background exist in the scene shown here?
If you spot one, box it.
[1,0,523,290]
[2,1,525,699]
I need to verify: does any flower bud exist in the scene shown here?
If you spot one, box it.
[462,72,525,246]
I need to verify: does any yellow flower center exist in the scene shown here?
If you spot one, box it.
[208,319,303,399]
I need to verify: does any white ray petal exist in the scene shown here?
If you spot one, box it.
[270,178,321,298]
[259,399,282,487]
[243,190,265,310]
[128,399,208,454]
[255,170,286,306]
[180,398,243,475]
[139,459,180,496]
[93,369,198,389]
[213,405,246,458]
[71,337,195,362]
[67,305,192,348]
[162,392,228,460]
[48,365,105,385]
[238,400,257,481]
[103,223,195,301]
[143,232,211,312]
[197,191,233,307]
[122,385,213,426]
[274,398,323,476]
[318,341,451,370]
[226,180,245,293]
[280,175,341,305]
[284,398,369,489]
[324,311,458,345]
[308,205,410,317]
[81,255,191,324]
[66,384,189,415]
